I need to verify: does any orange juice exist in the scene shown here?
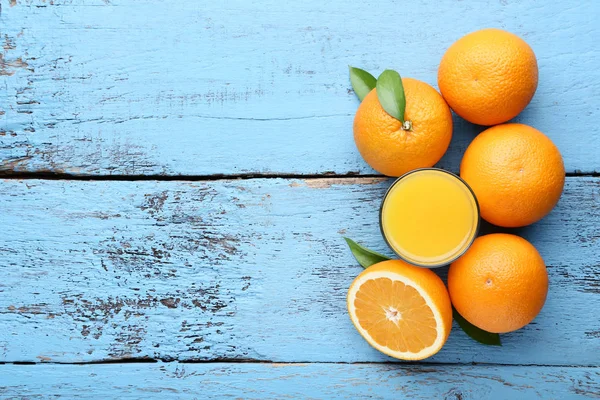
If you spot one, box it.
[380,169,479,267]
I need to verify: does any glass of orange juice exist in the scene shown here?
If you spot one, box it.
[380,168,480,268]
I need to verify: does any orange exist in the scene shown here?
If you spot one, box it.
[347,259,452,360]
[448,234,548,333]
[438,28,538,126]
[460,123,564,227]
[353,78,453,177]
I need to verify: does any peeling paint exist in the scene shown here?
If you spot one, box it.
[290,177,388,189]
[0,54,30,76]
[3,35,16,51]
[160,298,180,309]
[140,191,168,216]
[6,303,50,315]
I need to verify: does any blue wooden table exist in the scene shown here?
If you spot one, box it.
[1,0,599,398]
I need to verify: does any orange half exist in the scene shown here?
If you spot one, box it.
[347,260,453,360]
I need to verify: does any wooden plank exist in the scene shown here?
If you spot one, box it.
[1,363,598,399]
[0,177,598,365]
[1,0,598,176]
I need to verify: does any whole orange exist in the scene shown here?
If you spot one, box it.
[438,28,538,125]
[460,123,564,228]
[448,233,548,333]
[353,78,453,177]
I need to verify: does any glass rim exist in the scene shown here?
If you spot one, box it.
[379,167,481,268]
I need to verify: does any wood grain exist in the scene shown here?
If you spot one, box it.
[1,363,598,399]
[1,0,598,175]
[1,177,598,364]
[1,1,599,393]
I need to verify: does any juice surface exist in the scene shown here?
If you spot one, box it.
[381,169,479,267]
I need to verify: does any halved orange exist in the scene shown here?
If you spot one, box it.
[347,260,453,360]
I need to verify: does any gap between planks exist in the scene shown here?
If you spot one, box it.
[0,171,597,182]
[1,359,599,368]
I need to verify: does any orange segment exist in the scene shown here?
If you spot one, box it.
[347,260,452,360]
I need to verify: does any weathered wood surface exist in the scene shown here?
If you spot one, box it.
[1,177,598,365]
[1,0,599,395]
[1,363,599,399]
[1,0,598,176]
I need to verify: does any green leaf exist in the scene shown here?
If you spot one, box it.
[376,70,406,122]
[344,237,390,269]
[453,307,502,346]
[349,67,377,101]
